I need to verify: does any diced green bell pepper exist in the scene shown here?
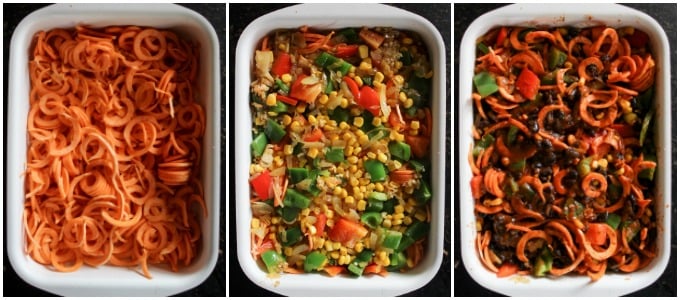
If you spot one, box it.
[381,230,403,250]
[548,47,567,70]
[364,159,387,182]
[473,71,498,97]
[251,132,267,157]
[360,212,382,229]
[288,168,309,184]
[347,250,374,276]
[261,250,284,273]
[325,147,345,163]
[283,189,311,209]
[279,227,303,246]
[304,251,327,272]
[606,213,621,230]
[264,118,286,143]
[388,141,412,162]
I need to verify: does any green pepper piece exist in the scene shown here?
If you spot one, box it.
[347,250,374,276]
[325,147,345,163]
[509,158,526,173]
[329,107,350,124]
[381,230,403,249]
[251,132,267,157]
[261,250,284,273]
[386,252,407,271]
[400,50,413,66]
[606,213,622,230]
[414,181,432,205]
[264,119,286,143]
[409,160,426,173]
[362,76,373,87]
[533,247,553,276]
[407,76,431,106]
[304,251,327,272]
[275,78,290,94]
[577,156,594,177]
[382,198,395,214]
[477,42,490,54]
[338,28,360,44]
[563,198,584,219]
[519,182,536,202]
[639,108,654,146]
[473,71,498,97]
[270,101,289,113]
[623,220,641,242]
[283,189,311,209]
[315,52,352,76]
[395,235,415,253]
[288,168,309,184]
[364,159,387,182]
[507,125,519,145]
[504,176,520,196]
[607,181,623,200]
[404,221,429,241]
[281,206,300,223]
[473,134,495,156]
[388,141,411,161]
[540,72,557,85]
[324,70,334,94]
[548,47,567,70]
[368,191,388,202]
[366,199,384,212]
[279,227,303,246]
[292,143,304,155]
[360,212,382,229]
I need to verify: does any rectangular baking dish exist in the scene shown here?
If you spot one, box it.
[5,3,221,296]
[457,3,671,297]
[234,3,446,296]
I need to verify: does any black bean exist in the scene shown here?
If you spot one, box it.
[565,148,580,159]
[600,54,611,63]
[526,119,539,133]
[538,138,552,151]
[586,64,599,77]
[567,88,581,102]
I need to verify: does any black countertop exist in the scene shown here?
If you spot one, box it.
[453,3,677,297]
[228,3,451,297]
[2,3,226,297]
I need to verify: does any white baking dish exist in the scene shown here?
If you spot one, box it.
[6,3,221,296]
[234,3,446,296]
[457,3,671,297]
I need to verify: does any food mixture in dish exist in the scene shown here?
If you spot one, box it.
[248,26,433,277]
[470,26,657,280]
[25,26,206,278]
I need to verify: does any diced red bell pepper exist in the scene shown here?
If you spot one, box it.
[334,44,359,58]
[358,85,381,116]
[250,170,273,200]
[388,109,405,131]
[271,52,291,77]
[343,76,360,100]
[404,135,429,158]
[495,27,508,48]
[313,212,327,236]
[289,74,323,103]
[328,218,368,245]
[323,265,345,277]
[497,262,518,278]
[516,67,540,100]
[303,128,324,142]
[276,94,298,106]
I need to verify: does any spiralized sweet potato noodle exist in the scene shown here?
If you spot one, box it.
[24,25,206,278]
[471,26,657,281]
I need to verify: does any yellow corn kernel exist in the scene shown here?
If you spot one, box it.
[382,219,392,228]
[407,258,415,268]
[251,218,260,228]
[404,98,414,108]
[301,208,311,216]
[266,93,277,106]
[341,189,348,198]
[359,45,369,59]
[564,61,573,69]
[410,120,420,130]
[345,195,355,204]
[353,146,362,155]
[394,75,405,86]
[403,216,413,225]
[308,147,319,158]
[357,200,367,211]
[252,164,264,173]
[402,37,413,45]
[377,152,388,163]
[359,61,372,72]
[349,66,356,74]
[359,134,370,145]
[290,121,303,133]
[353,117,364,128]
[326,209,334,219]
[374,72,385,84]
[393,219,403,226]
[284,247,294,256]
[330,251,340,260]
[325,240,334,251]
[371,116,382,127]
[333,186,343,196]
[347,156,359,164]
[414,211,427,222]
[354,242,365,253]
[333,242,342,250]
[339,247,348,256]
[399,91,407,102]
[340,97,349,108]
[354,76,363,87]
[308,115,318,125]
[271,216,281,225]
[366,152,377,159]
[318,94,329,105]
[393,212,405,220]
[296,103,307,113]
[394,205,405,214]
[395,61,403,70]
[281,73,293,84]
[374,183,384,192]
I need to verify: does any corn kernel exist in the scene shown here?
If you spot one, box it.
[366,152,377,159]
[271,216,281,225]
[404,98,414,108]
[394,75,405,86]
[308,147,319,158]
[331,251,340,259]
[359,45,369,59]
[375,183,384,192]
[402,37,413,45]
[251,218,260,228]
[399,91,407,102]
[296,103,307,113]
[347,156,359,164]
[359,61,372,71]
[374,72,385,84]
[357,200,367,211]
[377,152,388,163]
[325,240,334,251]
[318,94,329,105]
[266,93,277,106]
[403,216,413,225]
[393,219,403,226]
[395,61,403,70]
[282,145,293,156]
[349,165,358,173]
[340,97,349,108]
[353,117,364,128]
[371,116,382,127]
[414,211,427,222]
[308,115,317,125]
[394,205,405,214]
[284,247,293,256]
[410,120,420,130]
[345,196,355,204]
[301,208,311,216]
[354,76,363,87]
[598,158,608,169]
[281,73,292,83]
[359,134,370,145]
[341,189,348,198]
[382,219,392,228]
[353,146,362,155]
[333,242,341,250]
[279,115,291,127]
[290,121,303,133]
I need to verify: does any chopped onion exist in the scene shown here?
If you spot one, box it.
[376,81,391,117]
[251,202,274,217]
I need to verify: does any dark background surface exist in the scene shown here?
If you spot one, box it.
[2,3,227,296]
[228,3,451,296]
[453,3,677,297]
